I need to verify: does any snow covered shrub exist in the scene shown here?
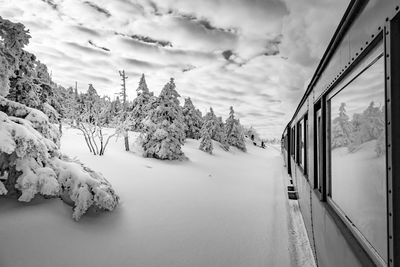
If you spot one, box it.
[142,78,186,160]
[182,97,203,139]
[0,97,119,220]
[225,106,246,152]
[73,85,116,156]
[0,16,118,220]
[53,156,119,221]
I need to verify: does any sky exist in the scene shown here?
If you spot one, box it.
[0,0,349,138]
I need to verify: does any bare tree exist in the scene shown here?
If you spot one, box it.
[73,87,116,156]
[119,70,130,151]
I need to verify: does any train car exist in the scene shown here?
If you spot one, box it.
[281,1,400,266]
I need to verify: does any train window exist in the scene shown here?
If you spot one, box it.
[291,127,295,157]
[291,129,293,155]
[293,126,296,159]
[328,51,386,263]
[303,115,308,175]
[297,120,303,165]
[297,115,308,174]
[315,106,322,192]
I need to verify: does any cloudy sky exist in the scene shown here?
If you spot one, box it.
[0,0,348,138]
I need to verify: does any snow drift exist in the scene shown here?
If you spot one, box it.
[0,96,119,220]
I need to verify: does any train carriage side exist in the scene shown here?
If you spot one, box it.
[282,1,400,266]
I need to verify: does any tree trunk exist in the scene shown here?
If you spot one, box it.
[101,133,116,155]
[124,133,130,151]
[83,134,93,153]
[59,119,62,135]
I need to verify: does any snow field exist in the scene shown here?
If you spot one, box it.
[0,127,308,267]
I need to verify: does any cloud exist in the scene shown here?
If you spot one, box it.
[40,0,58,11]
[280,0,348,67]
[0,0,349,138]
[65,41,110,56]
[88,40,110,52]
[73,25,101,37]
[83,1,111,18]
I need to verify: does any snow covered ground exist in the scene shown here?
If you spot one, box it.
[0,127,313,267]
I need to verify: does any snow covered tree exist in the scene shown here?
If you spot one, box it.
[137,73,149,95]
[199,120,214,154]
[61,83,80,126]
[331,103,353,149]
[349,101,385,154]
[225,106,246,152]
[142,78,186,160]
[6,44,58,122]
[0,16,118,220]
[202,107,229,150]
[245,126,259,141]
[215,116,229,150]
[182,97,203,139]
[129,73,154,132]
[109,96,122,125]
[0,16,30,97]
[204,107,217,137]
[74,85,116,156]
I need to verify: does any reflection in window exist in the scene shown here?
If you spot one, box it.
[329,55,386,263]
[298,120,303,166]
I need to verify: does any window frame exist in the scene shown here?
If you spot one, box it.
[325,36,387,267]
[291,126,296,158]
[303,114,308,176]
[297,120,302,166]
[295,114,308,176]
[314,102,323,198]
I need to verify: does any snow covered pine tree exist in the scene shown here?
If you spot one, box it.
[331,102,353,149]
[142,78,186,160]
[130,73,154,132]
[202,107,229,150]
[182,97,203,139]
[0,16,118,220]
[225,106,247,152]
[199,117,214,154]
[214,116,230,150]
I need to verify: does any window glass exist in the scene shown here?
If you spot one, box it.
[291,127,295,156]
[303,115,308,174]
[315,109,322,191]
[298,120,303,165]
[329,55,386,262]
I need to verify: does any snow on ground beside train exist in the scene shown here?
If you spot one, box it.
[0,126,312,267]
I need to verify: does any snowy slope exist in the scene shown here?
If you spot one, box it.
[0,127,309,267]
